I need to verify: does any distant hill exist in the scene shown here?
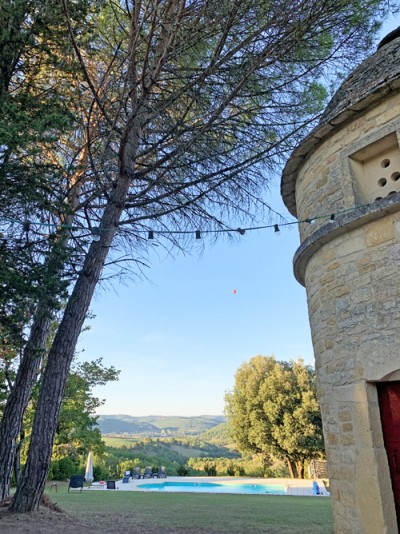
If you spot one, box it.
[199,422,234,447]
[97,414,226,436]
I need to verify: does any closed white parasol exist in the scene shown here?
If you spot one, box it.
[84,451,93,483]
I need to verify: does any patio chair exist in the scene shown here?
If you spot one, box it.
[68,475,85,492]
[132,467,141,479]
[107,480,116,490]
[142,466,153,479]
[312,481,321,495]
[155,466,167,478]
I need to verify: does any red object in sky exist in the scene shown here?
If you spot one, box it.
[233,289,237,294]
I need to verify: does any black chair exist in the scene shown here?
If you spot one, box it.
[155,466,167,478]
[68,475,85,492]
[142,466,152,479]
[132,467,141,479]
[107,480,116,489]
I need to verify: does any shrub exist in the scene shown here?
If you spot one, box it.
[176,464,189,476]
[93,464,109,481]
[49,456,78,480]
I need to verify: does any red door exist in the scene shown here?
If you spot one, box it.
[378,381,400,528]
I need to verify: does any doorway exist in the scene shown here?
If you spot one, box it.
[378,381,400,529]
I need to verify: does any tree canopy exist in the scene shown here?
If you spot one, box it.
[225,355,324,478]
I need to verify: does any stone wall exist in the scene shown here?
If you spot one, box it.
[293,93,400,533]
[295,92,400,245]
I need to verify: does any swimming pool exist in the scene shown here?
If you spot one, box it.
[137,481,287,495]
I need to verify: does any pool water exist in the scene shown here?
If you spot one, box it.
[137,481,286,495]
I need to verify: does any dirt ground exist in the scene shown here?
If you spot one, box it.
[0,498,219,534]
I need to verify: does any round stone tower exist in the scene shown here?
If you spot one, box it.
[281,29,400,533]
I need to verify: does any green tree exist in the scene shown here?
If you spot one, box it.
[18,357,119,481]
[10,0,396,511]
[52,358,120,459]
[0,0,100,500]
[225,355,324,478]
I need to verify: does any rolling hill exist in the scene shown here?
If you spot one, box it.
[97,414,226,436]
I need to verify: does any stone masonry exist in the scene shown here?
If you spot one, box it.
[281,29,400,534]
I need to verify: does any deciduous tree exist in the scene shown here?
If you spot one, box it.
[225,355,324,478]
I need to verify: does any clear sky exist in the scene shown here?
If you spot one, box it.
[77,14,400,418]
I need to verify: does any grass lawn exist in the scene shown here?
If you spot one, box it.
[45,482,333,533]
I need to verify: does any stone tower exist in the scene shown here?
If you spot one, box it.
[281,29,400,533]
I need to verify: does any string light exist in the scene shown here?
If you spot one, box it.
[0,199,390,240]
[91,228,101,241]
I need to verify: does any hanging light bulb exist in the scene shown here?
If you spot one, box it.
[274,224,280,233]
[329,214,335,223]
[91,228,101,241]
[195,230,201,239]
[148,230,154,239]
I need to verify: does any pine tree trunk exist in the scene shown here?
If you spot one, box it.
[11,177,130,512]
[13,430,24,486]
[0,236,71,501]
[0,311,51,500]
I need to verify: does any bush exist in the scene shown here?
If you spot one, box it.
[93,464,109,481]
[176,465,189,476]
[49,456,78,480]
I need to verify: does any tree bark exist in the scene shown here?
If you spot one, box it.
[13,430,25,486]
[287,458,296,479]
[0,310,51,500]
[0,231,73,501]
[11,176,130,512]
[296,461,305,479]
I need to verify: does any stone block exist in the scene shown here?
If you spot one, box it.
[341,422,353,432]
[335,285,350,298]
[365,218,394,247]
[327,432,339,445]
[338,410,352,422]
[327,261,341,271]
[340,434,355,446]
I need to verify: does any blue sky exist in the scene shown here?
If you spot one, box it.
[77,14,400,418]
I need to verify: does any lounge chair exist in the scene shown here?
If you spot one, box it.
[132,467,141,479]
[68,475,85,492]
[142,466,153,479]
[312,481,321,495]
[156,466,167,478]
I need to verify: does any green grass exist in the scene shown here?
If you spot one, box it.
[45,482,333,533]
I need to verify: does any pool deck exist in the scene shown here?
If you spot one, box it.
[87,476,330,497]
